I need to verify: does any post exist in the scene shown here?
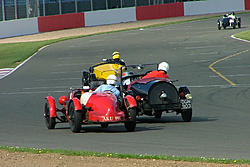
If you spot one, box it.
[90,0,93,11]
[26,0,29,18]
[36,0,40,17]
[59,0,62,15]
[14,0,17,19]
[75,0,78,13]
[1,0,5,21]
[43,0,45,16]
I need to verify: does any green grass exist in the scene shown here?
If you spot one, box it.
[0,146,250,164]
[234,30,250,41]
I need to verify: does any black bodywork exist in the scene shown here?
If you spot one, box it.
[217,15,241,30]
[121,64,193,122]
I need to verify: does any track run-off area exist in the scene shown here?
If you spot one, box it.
[0,13,249,160]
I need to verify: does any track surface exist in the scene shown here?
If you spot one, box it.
[0,14,249,160]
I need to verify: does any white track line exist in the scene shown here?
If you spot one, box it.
[0,45,50,80]
[231,35,250,43]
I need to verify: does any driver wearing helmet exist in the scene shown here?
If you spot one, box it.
[142,62,169,79]
[103,51,126,66]
[80,74,120,105]
[228,12,236,19]
[94,74,120,98]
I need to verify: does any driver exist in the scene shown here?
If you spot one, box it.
[103,51,126,66]
[142,62,169,79]
[94,74,120,99]
[228,12,236,19]
[80,74,120,105]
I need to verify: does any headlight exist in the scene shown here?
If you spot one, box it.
[185,94,192,100]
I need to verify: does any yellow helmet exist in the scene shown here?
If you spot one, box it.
[112,51,120,60]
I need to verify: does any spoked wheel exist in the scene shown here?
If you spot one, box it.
[44,101,56,129]
[181,109,192,122]
[124,108,136,132]
[101,123,109,128]
[69,102,83,133]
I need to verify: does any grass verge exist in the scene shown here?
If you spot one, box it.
[0,146,250,164]
[234,30,250,41]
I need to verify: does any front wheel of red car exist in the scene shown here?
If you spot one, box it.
[181,109,192,122]
[69,102,82,133]
[124,108,136,132]
[44,101,56,129]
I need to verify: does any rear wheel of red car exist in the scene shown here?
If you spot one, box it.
[181,109,192,122]
[44,101,56,129]
[124,108,136,132]
[69,102,82,133]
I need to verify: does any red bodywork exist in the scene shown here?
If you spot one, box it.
[86,92,125,122]
[46,96,57,117]
[45,88,136,125]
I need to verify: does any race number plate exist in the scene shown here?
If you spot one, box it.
[180,99,192,109]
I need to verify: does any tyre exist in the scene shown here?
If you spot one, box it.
[44,101,56,129]
[238,22,241,28]
[101,123,109,128]
[217,20,221,30]
[124,108,136,132]
[181,109,192,122]
[154,111,162,119]
[69,102,83,133]
[233,23,236,29]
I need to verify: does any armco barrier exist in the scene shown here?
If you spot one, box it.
[184,0,245,16]
[136,3,184,20]
[38,13,85,32]
[246,0,250,10]
[85,7,136,27]
[0,18,38,39]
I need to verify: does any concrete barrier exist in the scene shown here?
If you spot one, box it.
[136,3,184,20]
[85,8,136,27]
[184,0,245,16]
[245,0,250,10]
[0,18,38,39]
[38,13,85,32]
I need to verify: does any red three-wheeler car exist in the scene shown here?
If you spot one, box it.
[44,65,137,133]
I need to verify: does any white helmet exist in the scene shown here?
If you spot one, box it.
[158,62,169,73]
[106,74,117,85]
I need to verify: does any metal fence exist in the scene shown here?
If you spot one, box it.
[0,0,197,21]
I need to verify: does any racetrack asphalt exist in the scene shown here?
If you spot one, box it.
[0,13,249,160]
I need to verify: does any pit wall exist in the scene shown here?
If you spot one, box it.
[0,18,38,39]
[245,0,250,10]
[0,0,248,39]
[184,0,245,16]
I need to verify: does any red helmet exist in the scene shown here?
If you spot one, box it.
[59,96,67,105]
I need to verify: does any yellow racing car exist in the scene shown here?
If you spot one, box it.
[82,60,125,89]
